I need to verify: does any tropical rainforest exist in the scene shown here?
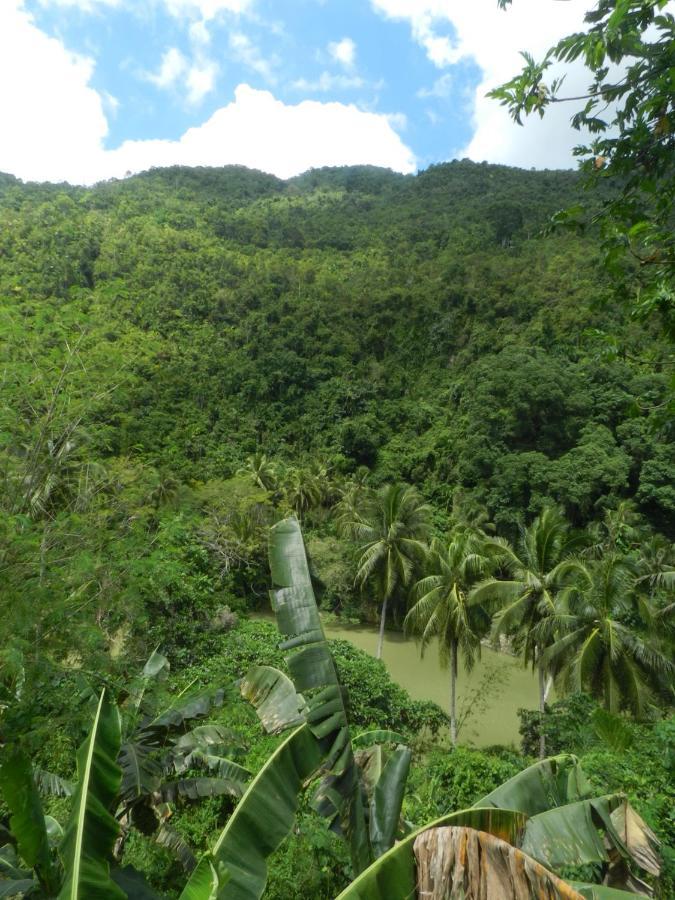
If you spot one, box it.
[1,29,675,888]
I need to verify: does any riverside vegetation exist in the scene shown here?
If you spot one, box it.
[1,6,674,888]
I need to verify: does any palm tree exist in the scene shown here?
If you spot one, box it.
[543,553,675,716]
[405,531,491,744]
[349,483,431,659]
[236,451,278,492]
[282,466,321,519]
[470,507,589,757]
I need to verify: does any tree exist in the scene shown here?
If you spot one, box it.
[543,553,674,715]
[404,532,491,745]
[470,507,590,757]
[493,0,675,339]
[347,484,431,659]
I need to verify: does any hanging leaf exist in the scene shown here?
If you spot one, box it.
[351,731,406,749]
[33,769,75,798]
[159,777,246,802]
[0,878,37,897]
[155,825,198,872]
[0,747,59,895]
[57,690,126,900]
[118,739,162,803]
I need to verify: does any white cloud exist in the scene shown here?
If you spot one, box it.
[0,1,109,183]
[145,45,217,105]
[229,31,276,82]
[146,47,188,88]
[328,37,356,69]
[371,0,597,168]
[105,85,416,180]
[0,9,415,184]
[292,71,364,93]
[36,0,122,8]
[189,19,211,45]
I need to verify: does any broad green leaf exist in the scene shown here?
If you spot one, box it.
[178,724,323,900]
[369,746,411,858]
[240,665,307,734]
[474,753,591,815]
[155,825,197,872]
[0,748,58,895]
[335,807,527,900]
[111,865,163,899]
[58,690,126,900]
[142,650,170,679]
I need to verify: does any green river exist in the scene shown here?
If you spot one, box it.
[322,620,540,747]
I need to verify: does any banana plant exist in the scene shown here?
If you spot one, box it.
[180,516,413,900]
[114,650,250,868]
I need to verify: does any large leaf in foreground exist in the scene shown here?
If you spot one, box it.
[179,724,323,900]
[0,747,58,894]
[335,808,527,900]
[474,753,591,815]
[268,517,371,873]
[58,690,125,900]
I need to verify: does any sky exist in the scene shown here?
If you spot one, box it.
[0,0,597,185]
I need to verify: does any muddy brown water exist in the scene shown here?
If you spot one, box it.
[323,620,540,747]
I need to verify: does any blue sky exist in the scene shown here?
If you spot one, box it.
[1,1,593,184]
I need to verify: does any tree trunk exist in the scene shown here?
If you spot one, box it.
[543,673,554,703]
[450,640,458,746]
[537,655,546,759]
[376,595,388,660]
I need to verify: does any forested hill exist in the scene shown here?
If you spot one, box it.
[1,160,672,540]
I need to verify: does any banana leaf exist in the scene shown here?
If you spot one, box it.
[143,688,225,736]
[473,753,591,815]
[155,825,198,872]
[111,865,163,899]
[268,517,371,873]
[335,807,528,900]
[178,724,324,900]
[0,748,58,895]
[33,769,74,798]
[58,690,126,900]
[521,794,660,881]
[369,746,411,858]
[118,739,162,803]
[240,666,307,734]
[159,776,246,802]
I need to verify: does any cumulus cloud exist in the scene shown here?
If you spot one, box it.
[161,0,253,20]
[0,1,109,183]
[328,37,356,69]
[0,7,414,184]
[146,47,188,88]
[105,85,416,179]
[371,0,596,169]
[144,45,217,104]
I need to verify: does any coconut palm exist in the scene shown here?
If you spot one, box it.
[236,451,278,492]
[349,483,431,659]
[405,531,491,744]
[470,507,590,757]
[543,553,675,716]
